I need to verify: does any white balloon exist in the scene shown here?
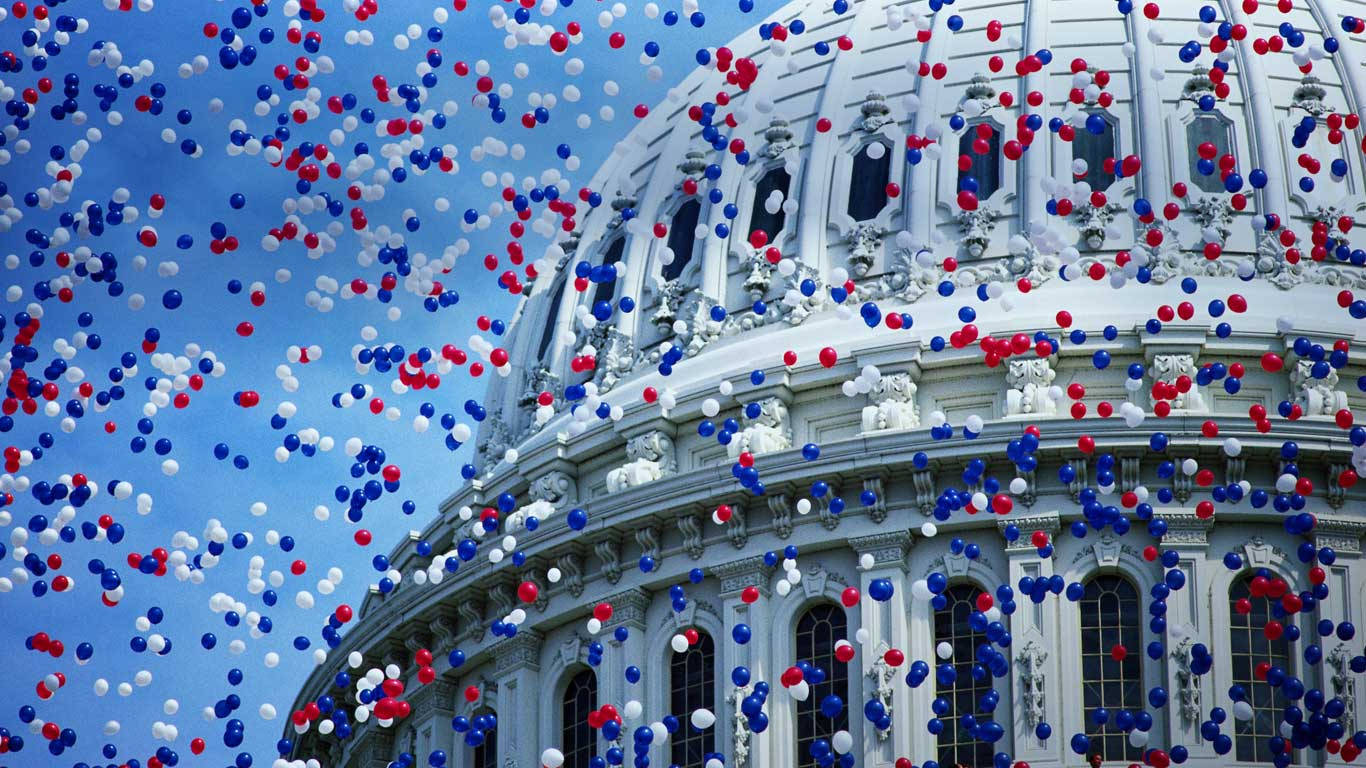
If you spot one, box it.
[776,579,792,597]
[790,680,810,701]
[921,522,938,537]
[671,634,689,653]
[911,579,933,601]
[690,708,716,730]
[1232,700,1254,721]
[1129,729,1149,748]
[936,641,954,660]
[832,730,853,754]
[859,553,875,570]
[542,749,565,768]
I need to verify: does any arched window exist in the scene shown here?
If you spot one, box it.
[934,585,995,768]
[471,707,498,768]
[538,279,567,361]
[795,603,849,768]
[562,669,598,768]
[748,167,791,243]
[848,141,892,221]
[664,200,702,281]
[1072,112,1117,192]
[958,123,1002,200]
[1187,113,1231,193]
[1230,574,1294,763]
[591,238,626,309]
[1080,575,1143,763]
[670,631,716,767]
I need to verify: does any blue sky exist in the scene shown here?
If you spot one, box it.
[0,2,756,766]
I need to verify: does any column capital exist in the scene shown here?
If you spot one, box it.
[602,586,651,630]
[1316,516,1366,556]
[999,510,1060,551]
[1155,509,1215,549]
[713,555,773,598]
[493,629,543,674]
[848,530,912,571]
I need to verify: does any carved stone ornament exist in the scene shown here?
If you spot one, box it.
[593,533,624,585]
[493,630,541,674]
[556,550,585,598]
[768,494,795,539]
[725,398,792,460]
[1005,357,1057,417]
[506,470,576,532]
[676,150,708,182]
[730,684,753,767]
[606,430,677,493]
[1152,353,1207,412]
[846,222,884,277]
[649,278,694,335]
[580,323,637,395]
[861,371,920,433]
[1072,199,1125,250]
[1329,644,1358,734]
[854,244,938,305]
[1018,639,1048,728]
[957,205,999,258]
[859,91,893,132]
[760,117,796,159]
[1188,195,1234,244]
[677,514,705,560]
[1291,74,1331,116]
[1179,66,1216,104]
[1170,636,1203,726]
[1290,358,1348,417]
[476,414,513,470]
[866,641,897,741]
[962,73,997,114]
[606,192,638,230]
[913,467,936,517]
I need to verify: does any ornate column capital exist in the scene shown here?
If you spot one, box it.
[1154,509,1214,549]
[1315,517,1366,556]
[602,586,651,630]
[999,511,1060,552]
[713,555,773,598]
[848,531,912,571]
[493,629,543,674]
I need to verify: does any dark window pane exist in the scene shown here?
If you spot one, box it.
[472,707,497,768]
[538,280,567,361]
[1187,114,1231,193]
[1230,575,1295,763]
[848,142,891,221]
[958,123,1002,200]
[796,603,849,768]
[749,168,792,242]
[562,669,598,768]
[1072,112,1117,191]
[664,200,702,281]
[670,632,716,767]
[1080,575,1143,762]
[934,585,996,768]
[592,238,626,309]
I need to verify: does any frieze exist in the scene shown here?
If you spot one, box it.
[849,531,912,570]
[713,556,773,598]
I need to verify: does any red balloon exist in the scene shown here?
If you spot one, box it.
[840,586,860,607]
[518,581,539,603]
[464,685,481,702]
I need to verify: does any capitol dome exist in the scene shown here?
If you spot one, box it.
[286,1,1366,768]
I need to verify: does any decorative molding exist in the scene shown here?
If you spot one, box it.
[730,684,753,768]
[1071,532,1139,568]
[726,499,749,549]
[603,586,651,629]
[1327,463,1350,511]
[1172,459,1194,504]
[846,223,884,277]
[815,486,842,531]
[1071,200,1124,250]
[866,640,896,741]
[861,372,920,433]
[508,469,576,531]
[1155,510,1214,548]
[592,532,624,585]
[556,549,586,598]
[677,514,705,560]
[957,205,999,259]
[1170,636,1202,726]
[862,477,888,524]
[759,117,795,159]
[428,617,458,654]
[1152,354,1207,412]
[1314,518,1366,556]
[767,493,794,539]
[926,550,994,580]
[1000,511,1060,552]
[1290,74,1331,115]
[554,635,584,671]
[713,556,772,598]
[859,91,893,132]
[1068,457,1089,503]
[1018,639,1048,729]
[1242,536,1287,568]
[634,524,661,567]
[849,531,912,571]
[1119,455,1140,493]
[1005,357,1057,417]
[913,467,936,517]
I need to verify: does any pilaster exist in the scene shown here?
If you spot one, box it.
[999,511,1061,767]
[849,531,912,767]
[492,629,542,768]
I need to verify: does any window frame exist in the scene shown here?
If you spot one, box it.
[561,667,598,768]
[1228,572,1296,763]
[794,602,850,768]
[933,582,997,768]
[1071,109,1119,193]
[669,631,717,767]
[1078,573,1144,764]
[957,119,1004,202]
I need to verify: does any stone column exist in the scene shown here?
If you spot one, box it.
[353,724,397,768]
[492,629,542,768]
[998,511,1062,768]
[714,556,773,768]
[1316,517,1366,768]
[1155,509,1215,760]
[849,531,913,768]
[406,678,456,767]
[600,587,651,761]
